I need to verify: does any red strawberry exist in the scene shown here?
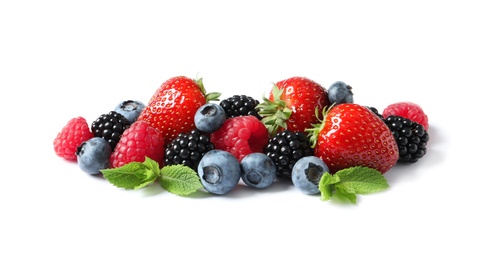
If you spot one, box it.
[210,115,269,162]
[382,102,429,130]
[110,121,165,168]
[54,116,94,161]
[137,76,220,144]
[308,103,399,174]
[257,76,330,136]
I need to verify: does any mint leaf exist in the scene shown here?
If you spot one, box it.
[335,166,389,194]
[101,157,159,190]
[335,186,357,204]
[318,166,389,204]
[159,165,203,196]
[318,172,340,201]
[142,157,161,178]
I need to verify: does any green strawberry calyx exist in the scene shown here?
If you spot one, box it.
[305,105,334,148]
[195,77,221,102]
[256,83,293,136]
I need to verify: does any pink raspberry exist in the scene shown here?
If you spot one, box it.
[383,102,429,130]
[210,115,269,161]
[53,116,94,161]
[110,121,165,168]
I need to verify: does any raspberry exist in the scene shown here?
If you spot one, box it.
[53,116,94,161]
[382,102,429,130]
[110,121,165,168]
[210,115,269,161]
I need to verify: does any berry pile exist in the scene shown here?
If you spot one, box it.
[53,75,430,201]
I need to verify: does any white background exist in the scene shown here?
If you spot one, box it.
[1,0,478,259]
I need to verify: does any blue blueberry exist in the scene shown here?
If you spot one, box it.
[240,153,276,189]
[291,156,329,195]
[328,81,353,104]
[197,149,241,195]
[194,103,226,133]
[76,137,112,174]
[114,100,145,123]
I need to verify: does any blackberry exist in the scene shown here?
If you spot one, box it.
[91,111,131,150]
[264,130,314,179]
[384,115,429,163]
[219,95,262,120]
[164,129,215,170]
[366,106,384,120]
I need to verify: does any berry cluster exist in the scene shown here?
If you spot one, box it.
[53,75,430,197]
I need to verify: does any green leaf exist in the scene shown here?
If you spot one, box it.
[142,157,161,177]
[159,165,203,196]
[334,166,389,194]
[271,83,283,101]
[261,116,277,125]
[335,186,357,204]
[305,106,331,148]
[318,172,340,201]
[195,76,221,102]
[101,158,160,190]
[318,166,389,204]
[195,77,206,95]
[205,92,222,102]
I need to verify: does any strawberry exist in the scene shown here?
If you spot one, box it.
[137,76,220,144]
[307,103,399,174]
[257,76,330,136]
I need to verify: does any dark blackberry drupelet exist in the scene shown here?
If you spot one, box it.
[164,129,215,171]
[264,130,314,179]
[366,106,384,120]
[91,111,131,150]
[384,115,429,163]
[219,95,262,120]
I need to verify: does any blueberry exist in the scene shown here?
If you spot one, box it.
[194,103,226,133]
[240,153,276,189]
[76,137,112,174]
[197,149,241,195]
[291,156,329,195]
[328,81,353,104]
[114,100,145,123]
